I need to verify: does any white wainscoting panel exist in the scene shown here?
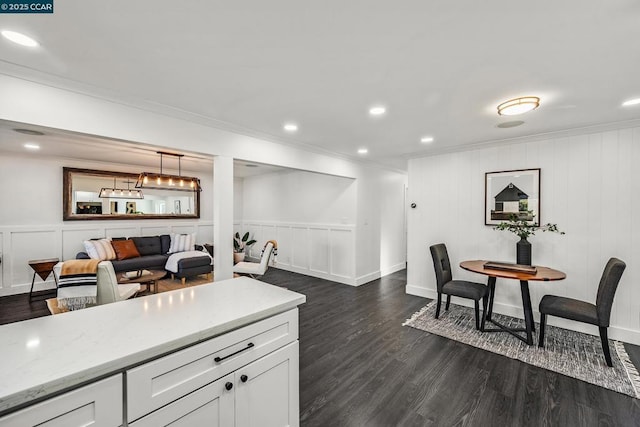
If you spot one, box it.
[9,228,59,291]
[329,229,354,279]
[309,228,330,274]
[239,221,357,285]
[291,227,309,270]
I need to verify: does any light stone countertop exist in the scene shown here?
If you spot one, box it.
[0,277,306,415]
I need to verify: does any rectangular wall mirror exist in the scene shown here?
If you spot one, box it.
[63,167,200,220]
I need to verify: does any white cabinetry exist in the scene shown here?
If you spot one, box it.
[0,375,122,427]
[131,342,298,427]
[127,309,300,427]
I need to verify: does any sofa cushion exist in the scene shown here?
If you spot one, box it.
[111,254,168,273]
[160,234,171,254]
[83,239,116,261]
[130,236,162,256]
[111,239,141,260]
[169,233,196,253]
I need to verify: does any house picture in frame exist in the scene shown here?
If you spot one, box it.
[485,168,540,226]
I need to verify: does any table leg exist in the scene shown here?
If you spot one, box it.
[29,272,37,302]
[486,276,496,321]
[520,280,534,345]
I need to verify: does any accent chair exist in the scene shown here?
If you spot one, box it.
[429,243,489,330]
[538,257,626,367]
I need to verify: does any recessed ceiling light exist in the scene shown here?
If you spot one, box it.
[622,98,640,107]
[497,97,540,116]
[357,148,368,154]
[14,128,44,136]
[23,143,40,150]
[420,136,434,143]
[283,123,298,132]
[1,30,39,47]
[369,106,386,116]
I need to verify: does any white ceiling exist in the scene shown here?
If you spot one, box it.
[1,1,639,170]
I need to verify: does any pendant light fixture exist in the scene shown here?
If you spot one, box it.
[99,178,144,199]
[135,151,202,192]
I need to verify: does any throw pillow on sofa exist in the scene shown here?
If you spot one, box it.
[83,239,116,261]
[111,239,141,260]
[169,233,196,253]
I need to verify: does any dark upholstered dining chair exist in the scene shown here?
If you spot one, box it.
[538,257,626,367]
[429,243,489,330]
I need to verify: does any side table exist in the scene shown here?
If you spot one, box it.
[28,258,60,302]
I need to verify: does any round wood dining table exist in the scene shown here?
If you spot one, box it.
[460,260,566,345]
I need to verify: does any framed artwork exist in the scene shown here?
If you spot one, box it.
[485,168,540,226]
[174,200,181,214]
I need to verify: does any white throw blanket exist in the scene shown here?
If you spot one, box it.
[165,250,213,273]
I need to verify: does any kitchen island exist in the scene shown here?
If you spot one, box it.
[0,277,306,426]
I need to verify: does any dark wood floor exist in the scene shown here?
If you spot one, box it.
[2,270,640,426]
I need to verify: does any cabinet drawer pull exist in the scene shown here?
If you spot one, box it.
[214,342,255,363]
[225,382,233,391]
[240,374,248,383]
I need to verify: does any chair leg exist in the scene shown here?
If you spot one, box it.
[474,300,480,330]
[538,313,547,348]
[445,295,451,311]
[181,277,186,286]
[599,327,613,367]
[481,295,488,331]
[435,293,442,319]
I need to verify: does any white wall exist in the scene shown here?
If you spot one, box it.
[0,152,213,296]
[407,126,640,344]
[238,168,407,285]
[0,74,408,291]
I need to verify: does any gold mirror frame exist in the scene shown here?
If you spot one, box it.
[63,167,201,221]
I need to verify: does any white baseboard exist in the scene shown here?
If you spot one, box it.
[380,262,406,277]
[273,264,356,286]
[355,271,381,286]
[405,284,640,346]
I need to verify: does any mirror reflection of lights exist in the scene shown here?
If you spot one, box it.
[190,289,195,299]
[157,298,162,308]
[144,301,149,311]
[26,338,40,349]
[169,295,173,305]
[180,292,184,302]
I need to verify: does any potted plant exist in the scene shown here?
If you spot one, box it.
[233,232,256,263]
[494,212,564,265]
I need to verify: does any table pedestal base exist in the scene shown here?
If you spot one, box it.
[484,277,536,345]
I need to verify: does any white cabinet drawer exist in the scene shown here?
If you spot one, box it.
[130,374,234,427]
[0,375,122,427]
[127,308,298,422]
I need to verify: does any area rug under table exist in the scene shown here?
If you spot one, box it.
[403,301,640,399]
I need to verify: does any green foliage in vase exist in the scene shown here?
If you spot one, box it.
[234,232,257,253]
[494,212,565,240]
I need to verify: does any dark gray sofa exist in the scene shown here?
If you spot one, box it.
[76,235,212,282]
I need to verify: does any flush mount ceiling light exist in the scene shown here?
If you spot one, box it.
[622,98,640,107]
[420,136,434,143]
[1,30,39,47]
[99,178,144,199]
[357,148,368,154]
[136,151,202,192]
[23,143,40,150]
[369,106,386,116]
[283,123,298,132]
[497,96,540,116]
